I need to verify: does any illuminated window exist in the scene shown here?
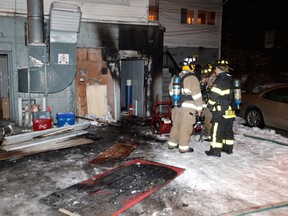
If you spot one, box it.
[181,8,194,24]
[149,5,159,21]
[187,10,194,24]
[198,10,206,24]
[207,11,215,25]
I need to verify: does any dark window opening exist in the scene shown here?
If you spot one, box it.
[198,10,206,24]
[264,88,288,103]
[207,11,215,25]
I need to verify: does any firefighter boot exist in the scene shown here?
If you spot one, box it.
[205,147,221,157]
[179,146,194,153]
[226,148,233,154]
[222,144,233,154]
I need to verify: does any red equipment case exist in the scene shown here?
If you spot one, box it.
[150,100,172,135]
[33,118,53,131]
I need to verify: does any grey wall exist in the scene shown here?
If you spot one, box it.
[0,16,164,122]
[0,16,27,120]
[0,16,76,123]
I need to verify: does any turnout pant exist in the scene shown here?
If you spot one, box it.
[222,117,235,150]
[210,116,234,149]
[169,107,196,149]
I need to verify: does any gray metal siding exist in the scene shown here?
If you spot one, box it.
[0,0,149,24]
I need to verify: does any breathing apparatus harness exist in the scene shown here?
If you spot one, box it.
[212,59,242,112]
[171,72,194,108]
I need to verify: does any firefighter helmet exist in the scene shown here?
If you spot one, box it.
[182,56,197,71]
[201,63,213,78]
[213,59,229,72]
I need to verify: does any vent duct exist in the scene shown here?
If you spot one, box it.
[27,0,44,44]
[19,1,82,94]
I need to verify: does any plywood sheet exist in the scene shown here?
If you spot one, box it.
[86,84,107,118]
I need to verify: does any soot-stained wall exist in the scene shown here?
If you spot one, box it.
[78,22,164,118]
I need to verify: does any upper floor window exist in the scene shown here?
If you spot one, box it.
[149,5,159,21]
[182,9,215,25]
[181,8,194,24]
[197,10,206,24]
[207,11,216,25]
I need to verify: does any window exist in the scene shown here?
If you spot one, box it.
[182,9,216,25]
[264,30,275,48]
[187,10,194,24]
[207,11,215,25]
[264,88,288,103]
[149,5,159,21]
[181,8,194,24]
[197,10,206,24]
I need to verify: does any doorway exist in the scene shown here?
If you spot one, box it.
[120,59,145,117]
[0,54,10,119]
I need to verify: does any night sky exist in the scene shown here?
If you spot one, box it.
[221,0,288,83]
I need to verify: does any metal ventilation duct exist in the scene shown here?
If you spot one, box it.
[27,0,44,44]
[19,1,82,94]
[50,2,81,33]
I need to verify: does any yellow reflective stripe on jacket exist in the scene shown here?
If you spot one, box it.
[182,88,191,94]
[182,102,202,111]
[196,105,203,111]
[208,99,216,105]
[192,92,202,100]
[211,87,231,96]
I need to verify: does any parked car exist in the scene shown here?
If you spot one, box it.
[238,83,288,131]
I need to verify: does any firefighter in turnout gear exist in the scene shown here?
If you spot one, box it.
[205,60,236,157]
[201,64,217,141]
[168,56,203,153]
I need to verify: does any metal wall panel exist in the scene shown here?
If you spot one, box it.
[0,0,149,24]
[80,0,149,23]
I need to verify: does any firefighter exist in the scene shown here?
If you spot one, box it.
[168,56,203,153]
[201,64,217,141]
[205,60,236,157]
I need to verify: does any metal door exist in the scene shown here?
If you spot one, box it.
[121,60,144,117]
[0,54,9,99]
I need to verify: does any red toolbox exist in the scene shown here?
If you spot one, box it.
[33,118,53,131]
